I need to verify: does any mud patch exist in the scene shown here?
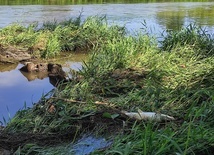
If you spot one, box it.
[0,44,31,63]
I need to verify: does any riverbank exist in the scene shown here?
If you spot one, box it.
[0,17,213,154]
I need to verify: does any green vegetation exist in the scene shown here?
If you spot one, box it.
[0,15,124,58]
[1,17,214,154]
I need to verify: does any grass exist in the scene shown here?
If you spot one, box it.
[160,24,214,57]
[1,17,214,154]
[0,15,125,59]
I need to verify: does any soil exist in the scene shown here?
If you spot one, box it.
[0,44,31,63]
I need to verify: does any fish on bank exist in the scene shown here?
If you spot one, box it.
[122,109,175,122]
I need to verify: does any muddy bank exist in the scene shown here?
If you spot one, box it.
[0,44,31,63]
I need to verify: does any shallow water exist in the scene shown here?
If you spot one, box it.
[0,64,53,122]
[71,135,112,155]
[35,134,112,154]
[0,53,86,124]
[0,2,214,123]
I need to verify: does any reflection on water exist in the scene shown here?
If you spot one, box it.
[0,52,87,124]
[72,135,112,155]
[0,64,53,123]
[20,70,49,81]
[156,3,214,31]
[0,58,85,124]
[0,63,17,72]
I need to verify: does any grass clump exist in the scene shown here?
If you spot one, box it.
[160,24,214,57]
[71,24,213,154]
[2,20,214,154]
[0,24,38,48]
[0,15,125,59]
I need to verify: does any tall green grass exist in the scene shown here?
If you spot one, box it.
[160,24,214,57]
[79,23,213,154]
[3,18,214,154]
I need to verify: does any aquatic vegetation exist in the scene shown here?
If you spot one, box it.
[1,17,214,154]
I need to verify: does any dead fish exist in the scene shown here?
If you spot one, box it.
[122,109,175,122]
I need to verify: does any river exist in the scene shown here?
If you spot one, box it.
[1,3,214,34]
[0,1,214,124]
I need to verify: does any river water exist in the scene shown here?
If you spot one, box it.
[0,2,214,124]
[0,3,214,34]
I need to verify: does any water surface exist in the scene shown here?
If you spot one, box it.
[0,2,214,34]
[0,64,53,123]
[0,0,213,5]
[0,53,86,124]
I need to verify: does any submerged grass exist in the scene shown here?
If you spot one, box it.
[1,17,214,154]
